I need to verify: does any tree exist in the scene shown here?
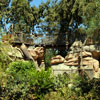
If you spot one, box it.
[0,0,11,29]
[39,0,84,56]
[76,0,100,44]
[6,0,50,35]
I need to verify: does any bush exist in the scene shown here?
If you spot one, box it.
[32,68,55,99]
[0,61,55,100]
[2,61,35,100]
[0,42,11,70]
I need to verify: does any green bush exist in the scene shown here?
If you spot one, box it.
[1,59,100,100]
[0,61,55,100]
[0,42,11,70]
[2,61,35,100]
[32,68,55,99]
[53,73,100,100]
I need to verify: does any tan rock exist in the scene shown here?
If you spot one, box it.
[65,53,78,60]
[28,47,44,60]
[66,57,78,63]
[33,47,44,59]
[51,55,65,65]
[28,50,38,60]
[82,57,93,61]
[82,51,92,57]
[64,62,78,66]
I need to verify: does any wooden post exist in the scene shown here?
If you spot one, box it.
[78,41,83,75]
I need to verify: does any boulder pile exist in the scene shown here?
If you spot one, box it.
[64,51,99,72]
[51,41,100,78]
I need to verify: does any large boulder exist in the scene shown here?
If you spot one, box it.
[3,44,24,60]
[65,53,78,60]
[33,47,44,59]
[28,47,44,60]
[51,55,65,65]
[28,49,38,60]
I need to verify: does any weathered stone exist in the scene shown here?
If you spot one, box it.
[64,62,78,66]
[51,55,65,65]
[51,64,77,76]
[65,53,78,60]
[28,50,38,60]
[83,46,90,51]
[33,47,44,59]
[82,51,92,57]
[7,45,23,59]
[20,43,33,60]
[89,45,96,51]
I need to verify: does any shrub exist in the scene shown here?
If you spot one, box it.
[32,68,55,99]
[2,61,36,100]
[0,42,11,70]
[1,61,55,100]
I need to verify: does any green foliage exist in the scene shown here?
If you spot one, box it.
[2,61,35,100]
[0,60,100,100]
[45,73,100,100]
[0,42,11,70]
[76,0,100,43]
[0,61,55,100]
[32,68,55,99]
[45,49,56,68]
[54,73,70,89]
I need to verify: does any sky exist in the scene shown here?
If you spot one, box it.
[30,0,47,7]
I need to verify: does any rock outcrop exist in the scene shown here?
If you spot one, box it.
[51,55,65,65]
[28,47,44,60]
[0,43,45,70]
[51,41,100,78]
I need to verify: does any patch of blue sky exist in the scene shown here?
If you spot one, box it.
[78,24,87,28]
[30,0,47,7]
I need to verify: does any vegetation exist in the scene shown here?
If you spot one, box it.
[0,0,100,100]
[0,0,100,53]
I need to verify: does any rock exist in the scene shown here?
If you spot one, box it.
[83,46,90,51]
[20,43,33,60]
[7,45,23,59]
[65,53,78,60]
[28,47,44,67]
[64,62,78,66]
[51,64,78,76]
[51,55,65,65]
[28,49,38,60]
[72,41,82,47]
[92,51,100,60]
[33,47,44,59]
[28,46,44,60]
[89,45,96,51]
[93,59,99,72]
[82,51,92,57]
